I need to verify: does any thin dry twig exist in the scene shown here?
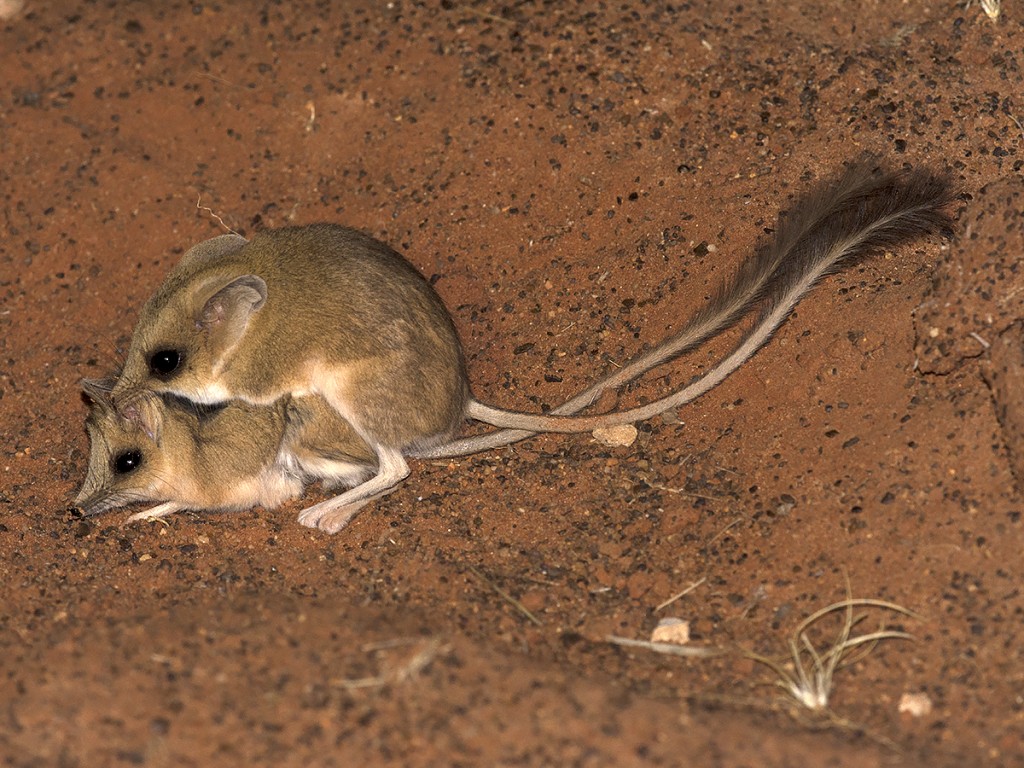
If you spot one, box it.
[332,636,447,690]
[655,576,707,611]
[461,7,516,25]
[605,635,722,658]
[705,516,744,547]
[466,564,543,626]
[196,195,241,236]
[969,331,991,350]
[646,482,722,501]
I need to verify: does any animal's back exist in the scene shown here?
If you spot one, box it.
[217,224,470,448]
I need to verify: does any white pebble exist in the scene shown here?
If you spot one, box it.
[898,691,933,717]
[651,618,691,645]
[592,423,638,446]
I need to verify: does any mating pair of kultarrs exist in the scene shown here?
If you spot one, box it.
[75,161,952,533]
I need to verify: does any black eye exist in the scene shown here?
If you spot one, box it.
[113,450,143,475]
[150,349,182,376]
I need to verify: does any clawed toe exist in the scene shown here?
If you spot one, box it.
[317,503,368,533]
[297,498,370,534]
[296,447,409,534]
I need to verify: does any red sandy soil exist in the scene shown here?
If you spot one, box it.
[2,1,1022,765]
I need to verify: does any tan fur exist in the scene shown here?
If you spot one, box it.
[75,383,375,520]
[89,161,952,532]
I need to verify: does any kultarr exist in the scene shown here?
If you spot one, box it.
[87,160,952,533]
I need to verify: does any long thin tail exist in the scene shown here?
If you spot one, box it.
[415,161,953,457]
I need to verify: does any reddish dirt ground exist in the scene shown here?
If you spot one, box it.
[2,1,1023,765]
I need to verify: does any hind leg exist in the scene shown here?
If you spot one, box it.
[296,445,409,534]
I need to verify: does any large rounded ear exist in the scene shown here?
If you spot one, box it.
[119,393,164,442]
[178,233,248,269]
[81,378,116,409]
[197,275,268,367]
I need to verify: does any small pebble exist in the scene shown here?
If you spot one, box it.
[898,691,933,717]
[0,0,25,21]
[592,424,638,446]
[651,618,691,645]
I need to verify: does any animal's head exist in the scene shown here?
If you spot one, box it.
[113,234,266,403]
[75,378,178,516]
